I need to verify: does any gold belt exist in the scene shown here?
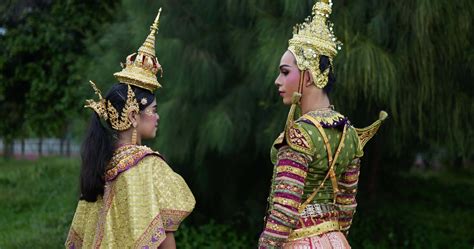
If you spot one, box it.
[287,221,340,241]
[300,203,337,218]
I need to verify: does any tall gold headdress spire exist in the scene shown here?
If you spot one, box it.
[114,8,163,92]
[85,9,163,131]
[288,0,342,89]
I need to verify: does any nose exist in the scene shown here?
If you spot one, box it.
[275,76,282,87]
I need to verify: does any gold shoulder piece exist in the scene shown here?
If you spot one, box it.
[285,122,315,156]
[273,132,285,147]
[354,111,388,150]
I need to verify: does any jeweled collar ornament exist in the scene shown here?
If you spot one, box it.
[288,0,342,89]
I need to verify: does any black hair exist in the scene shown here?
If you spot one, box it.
[80,83,155,202]
[319,55,336,94]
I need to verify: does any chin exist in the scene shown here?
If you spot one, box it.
[282,98,292,105]
[142,133,156,140]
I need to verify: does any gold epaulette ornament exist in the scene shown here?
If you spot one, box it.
[354,111,388,151]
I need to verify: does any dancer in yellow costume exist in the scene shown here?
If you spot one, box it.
[65,9,195,249]
[258,0,387,248]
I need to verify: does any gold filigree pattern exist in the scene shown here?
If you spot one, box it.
[286,124,314,155]
[114,9,163,91]
[65,149,195,249]
[65,227,82,249]
[107,84,140,131]
[85,83,140,131]
[276,166,308,178]
[105,145,156,181]
[84,80,108,120]
[287,221,340,241]
[354,111,388,151]
[134,213,166,248]
[161,209,192,231]
[288,0,342,89]
[300,108,347,128]
[278,146,311,165]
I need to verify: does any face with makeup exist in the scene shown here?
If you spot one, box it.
[136,99,159,139]
[275,50,311,105]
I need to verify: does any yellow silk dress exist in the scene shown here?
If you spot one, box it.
[65,145,195,248]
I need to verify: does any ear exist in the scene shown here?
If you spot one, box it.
[128,110,140,127]
[303,70,314,87]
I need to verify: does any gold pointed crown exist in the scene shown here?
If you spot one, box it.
[114,8,163,92]
[288,0,342,88]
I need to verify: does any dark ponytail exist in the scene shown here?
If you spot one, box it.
[79,113,115,202]
[79,83,155,202]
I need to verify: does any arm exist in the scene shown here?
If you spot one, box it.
[335,157,361,236]
[258,146,311,248]
[336,111,386,235]
[158,232,176,249]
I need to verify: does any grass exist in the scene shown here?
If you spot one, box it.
[0,157,79,249]
[0,158,473,248]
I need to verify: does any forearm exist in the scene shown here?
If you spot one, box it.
[158,232,176,249]
[336,157,360,235]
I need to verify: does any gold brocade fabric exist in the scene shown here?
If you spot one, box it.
[65,147,195,249]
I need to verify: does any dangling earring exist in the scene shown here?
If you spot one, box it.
[131,124,137,145]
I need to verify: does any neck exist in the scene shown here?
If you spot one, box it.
[300,89,331,114]
[117,130,141,147]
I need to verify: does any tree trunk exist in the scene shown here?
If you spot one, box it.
[66,139,71,157]
[3,138,14,159]
[60,137,64,156]
[38,137,43,156]
[21,138,25,157]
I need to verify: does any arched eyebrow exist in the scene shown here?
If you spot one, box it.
[279,64,291,69]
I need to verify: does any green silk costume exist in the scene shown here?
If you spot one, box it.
[270,109,362,204]
[259,108,386,248]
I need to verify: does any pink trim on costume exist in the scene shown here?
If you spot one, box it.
[105,152,156,181]
[276,172,305,182]
[92,182,116,248]
[274,192,301,202]
[274,203,300,215]
[134,212,166,248]
[65,227,83,249]
[277,159,308,170]
[263,230,289,239]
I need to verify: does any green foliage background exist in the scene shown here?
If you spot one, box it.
[0,0,473,248]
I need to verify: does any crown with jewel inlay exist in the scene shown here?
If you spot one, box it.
[288,0,342,88]
[113,8,163,92]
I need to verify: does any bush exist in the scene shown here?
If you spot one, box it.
[176,221,253,249]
